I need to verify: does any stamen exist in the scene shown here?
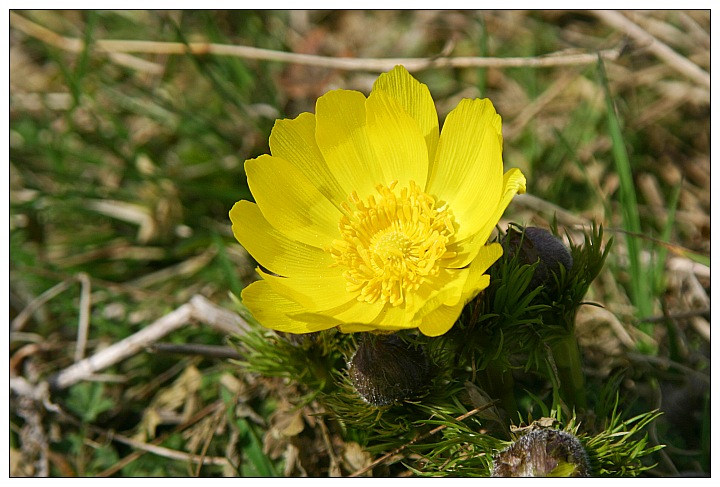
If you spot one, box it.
[328,182,456,306]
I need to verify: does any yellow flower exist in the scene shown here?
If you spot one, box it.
[230,65,526,337]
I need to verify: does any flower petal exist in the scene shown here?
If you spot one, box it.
[292,298,386,328]
[230,200,335,277]
[474,167,527,245]
[418,243,502,336]
[365,91,428,188]
[461,243,503,294]
[417,273,493,337]
[418,301,466,337]
[427,98,504,242]
[337,322,386,333]
[258,267,354,312]
[315,89,386,199]
[444,167,527,267]
[372,65,439,169]
[445,236,484,269]
[420,273,492,337]
[246,154,342,248]
[370,302,422,330]
[269,112,347,207]
[241,280,333,334]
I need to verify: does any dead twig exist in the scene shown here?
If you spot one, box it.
[47,302,194,390]
[189,294,250,336]
[74,272,92,362]
[90,400,228,476]
[625,353,710,385]
[636,308,711,324]
[193,406,227,476]
[592,10,710,89]
[11,278,76,332]
[512,193,711,283]
[504,69,584,139]
[512,193,590,228]
[45,295,249,391]
[108,430,228,467]
[11,293,250,398]
[11,11,624,73]
[149,343,242,360]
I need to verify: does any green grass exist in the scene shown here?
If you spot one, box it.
[597,57,653,348]
[10,10,709,477]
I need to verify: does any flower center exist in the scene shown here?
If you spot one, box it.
[329,180,456,306]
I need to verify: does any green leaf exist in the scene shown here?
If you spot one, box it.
[65,382,114,423]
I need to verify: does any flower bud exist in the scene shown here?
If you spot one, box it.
[492,429,590,477]
[348,334,430,407]
[503,226,573,291]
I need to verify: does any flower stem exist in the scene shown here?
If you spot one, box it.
[482,361,518,423]
[551,334,587,411]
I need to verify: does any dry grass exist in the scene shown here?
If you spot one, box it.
[9,10,710,477]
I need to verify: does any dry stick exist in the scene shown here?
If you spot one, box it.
[317,414,342,477]
[513,193,711,284]
[149,343,243,360]
[48,302,195,390]
[86,401,229,475]
[74,272,92,362]
[592,10,710,89]
[108,431,229,467]
[513,193,589,228]
[626,353,710,385]
[96,400,226,477]
[127,248,217,290]
[190,294,250,336]
[47,295,249,391]
[12,294,249,394]
[193,406,226,477]
[11,278,76,332]
[637,308,711,324]
[667,255,710,280]
[348,404,493,478]
[18,264,165,301]
[10,11,623,72]
[504,68,584,140]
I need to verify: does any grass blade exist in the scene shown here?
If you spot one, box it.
[596,56,653,344]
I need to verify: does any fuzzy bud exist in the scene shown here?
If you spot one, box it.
[503,226,573,291]
[348,334,430,407]
[492,429,590,477]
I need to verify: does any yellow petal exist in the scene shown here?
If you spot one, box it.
[315,89,386,199]
[258,267,354,312]
[370,302,422,330]
[230,200,335,277]
[449,168,527,266]
[418,301,465,337]
[445,236,484,269]
[420,268,471,314]
[365,91,428,188]
[372,65,439,167]
[337,322,387,333]
[246,154,342,248]
[292,298,386,328]
[462,243,503,293]
[417,273,490,337]
[427,98,504,242]
[474,167,527,245]
[269,112,347,208]
[241,280,334,334]
[417,243,501,336]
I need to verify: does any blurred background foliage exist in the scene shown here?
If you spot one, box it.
[9,10,709,477]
